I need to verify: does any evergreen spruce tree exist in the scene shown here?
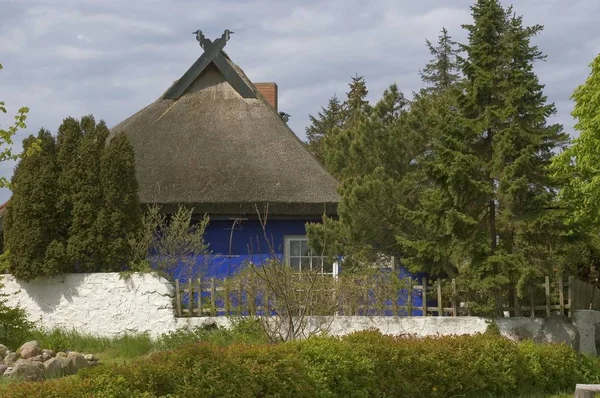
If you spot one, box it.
[420,28,461,91]
[4,130,62,280]
[305,95,343,163]
[66,116,109,272]
[94,132,142,270]
[409,0,569,312]
[322,75,371,178]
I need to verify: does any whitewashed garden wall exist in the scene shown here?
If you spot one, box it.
[1,272,599,355]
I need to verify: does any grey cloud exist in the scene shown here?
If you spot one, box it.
[0,0,598,202]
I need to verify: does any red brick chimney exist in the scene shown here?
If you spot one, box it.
[255,83,278,111]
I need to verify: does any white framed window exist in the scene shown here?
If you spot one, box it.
[284,235,338,276]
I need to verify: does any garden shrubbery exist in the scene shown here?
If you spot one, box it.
[2,330,598,397]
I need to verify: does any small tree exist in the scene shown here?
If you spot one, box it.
[0,63,30,188]
[130,205,210,280]
[240,206,336,342]
[94,132,143,271]
[66,116,109,271]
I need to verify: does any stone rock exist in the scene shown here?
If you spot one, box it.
[87,360,99,367]
[42,349,55,358]
[30,355,43,362]
[0,344,9,358]
[595,322,600,355]
[56,351,67,358]
[11,360,45,381]
[56,356,76,376]
[43,357,63,378]
[67,352,89,371]
[497,315,579,351]
[42,352,52,362]
[0,364,8,375]
[84,353,96,361]
[18,341,41,359]
[3,367,12,376]
[4,352,20,367]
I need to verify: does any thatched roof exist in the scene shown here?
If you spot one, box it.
[111,39,339,217]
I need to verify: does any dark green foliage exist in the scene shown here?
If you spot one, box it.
[3,332,598,397]
[5,115,142,278]
[4,130,63,280]
[420,27,461,91]
[94,132,142,271]
[322,75,372,178]
[436,0,568,310]
[305,95,344,163]
[55,117,84,241]
[66,116,109,271]
[310,0,572,313]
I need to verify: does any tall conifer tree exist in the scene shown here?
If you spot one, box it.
[414,0,569,311]
[94,132,142,270]
[66,116,109,271]
[420,28,461,91]
[305,95,343,164]
[4,130,62,280]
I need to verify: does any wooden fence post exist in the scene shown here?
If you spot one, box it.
[559,275,565,316]
[237,283,243,316]
[264,282,270,316]
[188,278,193,317]
[224,282,231,316]
[437,280,443,317]
[513,286,520,317]
[568,276,573,318]
[530,291,535,318]
[422,276,428,316]
[545,276,551,317]
[175,279,182,317]
[452,279,458,317]
[197,277,203,317]
[406,277,413,316]
[210,277,216,316]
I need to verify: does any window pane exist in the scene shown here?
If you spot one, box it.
[300,240,310,256]
[290,257,300,270]
[289,240,300,257]
[322,258,334,274]
[311,256,323,272]
[301,257,310,271]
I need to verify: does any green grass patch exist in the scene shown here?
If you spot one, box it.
[27,318,268,360]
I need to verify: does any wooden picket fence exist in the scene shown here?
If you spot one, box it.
[171,274,598,318]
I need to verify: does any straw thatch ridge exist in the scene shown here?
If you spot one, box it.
[111,56,339,217]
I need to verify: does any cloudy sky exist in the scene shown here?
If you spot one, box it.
[1,0,599,202]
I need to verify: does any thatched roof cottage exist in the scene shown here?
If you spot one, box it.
[111,30,340,278]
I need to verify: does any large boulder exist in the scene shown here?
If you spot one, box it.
[56,356,76,376]
[4,352,20,367]
[10,360,45,381]
[67,352,89,372]
[0,345,9,358]
[43,357,63,378]
[19,341,41,359]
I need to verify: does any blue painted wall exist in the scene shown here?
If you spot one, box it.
[167,218,428,316]
[171,219,309,280]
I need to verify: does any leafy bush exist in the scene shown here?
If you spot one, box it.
[156,318,268,351]
[0,281,33,348]
[3,332,599,398]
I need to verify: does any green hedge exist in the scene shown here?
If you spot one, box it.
[3,331,598,398]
